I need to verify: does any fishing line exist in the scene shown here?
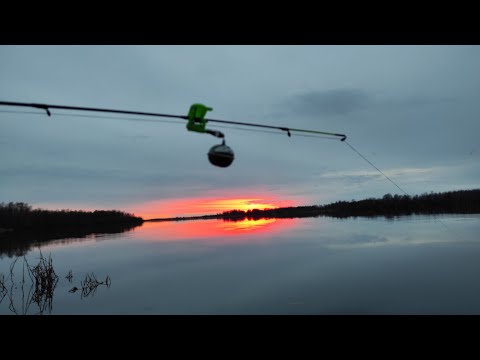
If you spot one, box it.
[208,123,288,136]
[344,140,464,241]
[345,141,410,195]
[53,112,183,126]
[0,109,45,116]
[291,133,340,140]
[212,123,338,140]
[0,109,184,126]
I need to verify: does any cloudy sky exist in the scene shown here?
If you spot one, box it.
[1,45,479,218]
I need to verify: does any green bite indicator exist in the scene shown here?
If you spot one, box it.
[186,103,212,133]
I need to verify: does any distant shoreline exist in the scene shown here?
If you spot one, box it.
[1,189,479,256]
[2,189,480,229]
[146,189,480,222]
[0,203,143,233]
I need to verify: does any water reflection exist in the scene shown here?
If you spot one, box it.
[137,217,300,242]
[0,217,300,257]
[222,218,277,232]
[1,215,480,314]
[0,222,141,258]
[0,252,111,315]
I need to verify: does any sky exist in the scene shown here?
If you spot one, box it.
[1,45,479,218]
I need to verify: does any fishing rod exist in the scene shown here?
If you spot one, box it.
[0,100,465,240]
[0,100,347,168]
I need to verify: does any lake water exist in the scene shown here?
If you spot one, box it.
[1,214,480,315]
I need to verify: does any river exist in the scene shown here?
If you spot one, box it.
[1,214,479,314]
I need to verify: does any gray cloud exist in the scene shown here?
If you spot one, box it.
[285,88,372,116]
[278,88,458,122]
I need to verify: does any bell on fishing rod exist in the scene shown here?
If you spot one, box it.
[208,139,235,168]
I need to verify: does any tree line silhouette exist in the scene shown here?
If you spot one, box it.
[148,189,480,223]
[221,189,480,221]
[3,189,480,229]
[0,203,144,257]
[0,202,143,231]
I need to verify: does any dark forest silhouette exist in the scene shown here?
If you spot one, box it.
[223,189,480,221]
[0,203,143,257]
[149,189,480,222]
[0,222,141,258]
[0,202,143,230]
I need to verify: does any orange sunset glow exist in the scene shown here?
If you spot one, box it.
[34,194,303,241]
[131,196,298,220]
[128,194,301,241]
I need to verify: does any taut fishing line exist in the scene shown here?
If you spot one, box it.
[344,140,464,241]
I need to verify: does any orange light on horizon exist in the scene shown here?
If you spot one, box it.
[128,188,304,243]
[30,193,305,245]
[131,196,298,220]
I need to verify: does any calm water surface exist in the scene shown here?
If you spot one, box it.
[1,215,480,314]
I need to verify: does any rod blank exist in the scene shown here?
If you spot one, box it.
[0,101,347,140]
